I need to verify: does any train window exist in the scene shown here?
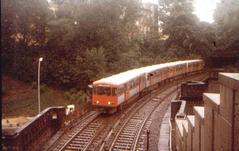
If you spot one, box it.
[97,87,111,96]
[117,86,125,95]
[131,81,135,88]
[147,74,153,80]
[135,78,139,86]
[130,78,139,89]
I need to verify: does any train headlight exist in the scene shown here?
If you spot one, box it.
[108,101,111,105]
[96,100,99,104]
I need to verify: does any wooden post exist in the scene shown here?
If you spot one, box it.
[147,129,150,151]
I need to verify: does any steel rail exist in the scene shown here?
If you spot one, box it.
[109,87,177,151]
[56,111,101,151]
[49,71,208,151]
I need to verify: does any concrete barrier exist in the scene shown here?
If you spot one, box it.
[218,73,239,151]
[175,119,187,151]
[203,93,220,151]
[173,72,239,151]
[182,120,188,151]
[193,106,204,151]
[2,106,65,151]
[186,115,195,151]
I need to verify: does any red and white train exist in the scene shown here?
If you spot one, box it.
[92,59,205,113]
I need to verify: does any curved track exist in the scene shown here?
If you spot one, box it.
[59,117,105,151]
[44,72,208,151]
[106,86,177,151]
[47,111,100,151]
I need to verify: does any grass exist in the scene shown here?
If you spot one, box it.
[2,76,71,118]
[3,88,70,117]
[2,75,92,128]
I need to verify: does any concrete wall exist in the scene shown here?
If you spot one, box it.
[217,73,239,151]
[203,93,220,151]
[2,107,66,151]
[174,72,239,151]
[193,106,204,151]
[186,115,194,151]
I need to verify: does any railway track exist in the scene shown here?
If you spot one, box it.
[46,111,101,151]
[45,72,208,151]
[104,86,177,151]
[47,86,172,151]
[134,94,174,151]
[60,117,105,151]
[99,73,208,151]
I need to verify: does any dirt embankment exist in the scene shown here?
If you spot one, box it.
[3,76,34,103]
[2,76,69,128]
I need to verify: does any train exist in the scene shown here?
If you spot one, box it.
[92,59,205,113]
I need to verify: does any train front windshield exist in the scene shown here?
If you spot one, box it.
[93,86,117,96]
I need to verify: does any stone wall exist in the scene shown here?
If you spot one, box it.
[174,72,239,151]
[2,107,66,151]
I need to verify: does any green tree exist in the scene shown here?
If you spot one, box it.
[1,0,50,82]
[45,0,142,88]
[214,0,239,52]
[158,0,215,57]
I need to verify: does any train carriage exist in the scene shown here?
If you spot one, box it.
[92,59,205,113]
[92,70,145,110]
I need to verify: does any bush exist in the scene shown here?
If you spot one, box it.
[31,81,37,89]
[40,84,48,93]
[64,89,87,106]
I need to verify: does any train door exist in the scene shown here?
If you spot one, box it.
[149,73,153,86]
[87,85,93,103]
[164,67,169,80]
[146,74,151,87]
[173,66,176,77]
[139,75,146,91]
[125,83,130,101]
[168,67,172,78]
[155,71,160,84]
[139,77,141,91]
[161,69,164,81]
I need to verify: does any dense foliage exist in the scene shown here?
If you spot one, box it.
[158,0,216,57]
[2,0,239,90]
[214,0,239,52]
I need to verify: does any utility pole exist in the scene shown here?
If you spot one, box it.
[38,57,43,114]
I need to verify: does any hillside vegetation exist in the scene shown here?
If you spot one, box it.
[2,0,239,116]
[2,76,66,117]
[3,75,92,117]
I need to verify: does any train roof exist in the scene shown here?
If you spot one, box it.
[93,68,144,86]
[93,59,203,86]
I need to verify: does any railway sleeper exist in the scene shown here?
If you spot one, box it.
[74,137,91,141]
[76,136,92,140]
[125,127,139,130]
[113,145,131,150]
[118,137,134,141]
[121,131,137,135]
[118,138,135,142]
[68,144,83,147]
[72,139,88,143]
[66,146,82,150]
[114,144,132,148]
[116,139,133,144]
[78,133,94,137]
